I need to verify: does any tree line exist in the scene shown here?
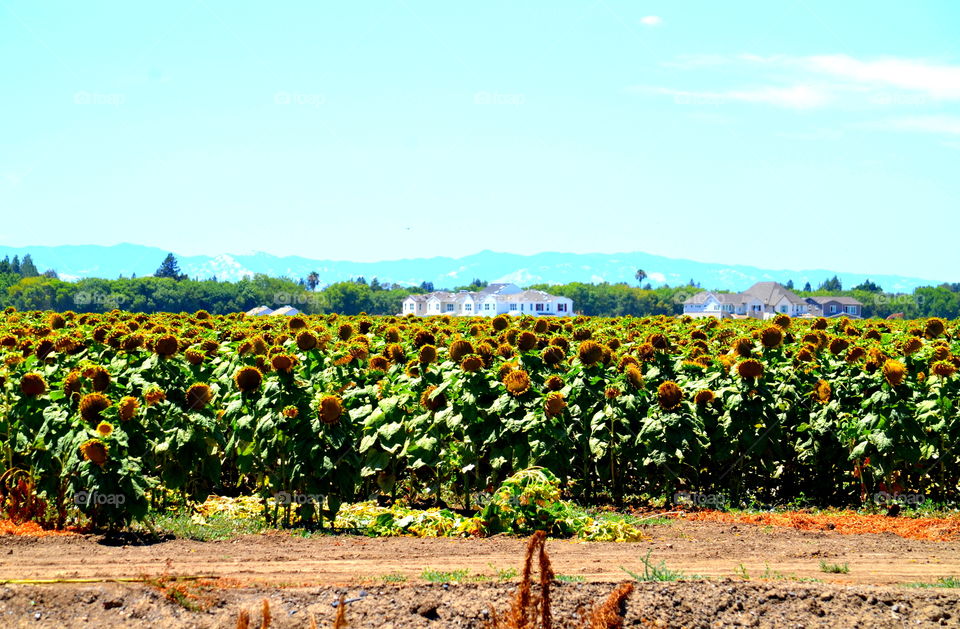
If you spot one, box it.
[1,253,958,318]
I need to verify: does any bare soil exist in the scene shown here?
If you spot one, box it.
[1,520,959,627]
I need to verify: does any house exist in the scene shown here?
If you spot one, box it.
[245,306,274,316]
[401,283,573,317]
[805,296,863,318]
[270,305,301,316]
[683,282,810,320]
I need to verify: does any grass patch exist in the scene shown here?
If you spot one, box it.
[555,574,585,583]
[622,550,688,582]
[488,564,518,582]
[904,576,960,589]
[148,512,265,541]
[380,573,408,583]
[420,568,473,583]
[818,561,850,574]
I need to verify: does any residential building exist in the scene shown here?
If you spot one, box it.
[805,296,863,318]
[401,283,573,317]
[683,282,810,320]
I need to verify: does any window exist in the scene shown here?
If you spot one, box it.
[509,304,517,311]
[535,303,544,311]
[557,303,567,312]
[779,306,787,313]
[484,303,491,311]
[830,305,837,314]
[445,304,454,312]
[465,303,472,311]
[845,305,857,314]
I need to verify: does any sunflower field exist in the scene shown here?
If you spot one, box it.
[1,307,958,529]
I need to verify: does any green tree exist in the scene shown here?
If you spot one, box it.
[19,254,39,278]
[155,253,187,280]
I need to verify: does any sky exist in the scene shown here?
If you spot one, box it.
[1,1,958,280]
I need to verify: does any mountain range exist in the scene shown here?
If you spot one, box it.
[0,244,944,293]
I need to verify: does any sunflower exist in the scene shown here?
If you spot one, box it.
[418,344,437,364]
[517,331,538,351]
[578,340,604,366]
[773,314,791,329]
[20,372,47,397]
[813,379,832,404]
[63,371,82,401]
[732,337,753,357]
[420,385,447,411]
[736,359,764,380]
[460,355,483,372]
[96,421,114,437]
[618,355,640,372]
[545,375,564,391]
[760,326,783,349]
[405,359,420,378]
[79,393,111,423]
[657,381,683,410]
[295,330,318,351]
[604,386,621,400]
[154,334,179,357]
[931,344,951,362]
[491,315,509,331]
[447,339,473,362]
[829,338,850,355]
[118,396,139,421]
[316,394,344,424]
[271,353,297,373]
[541,345,564,366]
[812,318,828,331]
[544,392,567,417]
[144,386,166,406]
[925,317,947,339]
[846,346,866,363]
[234,366,263,392]
[369,355,390,372]
[287,316,308,331]
[282,405,299,418]
[383,327,401,343]
[185,348,205,365]
[186,383,213,409]
[503,369,531,396]
[637,343,656,362]
[694,389,716,405]
[902,337,923,356]
[882,359,907,387]
[337,323,354,341]
[79,439,108,466]
[625,364,644,389]
[931,360,956,379]
[413,329,435,348]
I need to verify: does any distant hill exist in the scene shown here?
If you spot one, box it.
[0,243,943,293]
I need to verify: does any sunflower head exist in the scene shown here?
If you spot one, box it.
[383,327,401,343]
[418,344,437,364]
[731,337,753,357]
[760,326,783,349]
[185,348,205,365]
[369,355,390,372]
[625,364,644,390]
[931,360,956,379]
[829,338,850,355]
[637,343,656,362]
[316,394,344,424]
[186,383,213,409]
[694,389,716,405]
[545,375,564,391]
[271,353,297,373]
[234,366,263,393]
[882,359,907,387]
[924,317,947,339]
[812,318,828,331]
[420,385,447,411]
[118,396,139,421]
[773,314,791,329]
[282,405,299,419]
[578,340,604,366]
[846,346,866,363]
[460,355,483,372]
[648,333,669,350]
[491,315,509,332]
[902,337,923,356]
[287,316,308,331]
[503,369,531,396]
[79,439,108,466]
[544,392,567,417]
[604,386,621,400]
[448,339,474,362]
[541,345,565,367]
[657,381,683,410]
[79,393,111,423]
[96,421,114,438]
[736,359,764,380]
[517,331,538,352]
[337,323,354,341]
[20,372,47,397]
[144,386,166,406]
[154,334,179,357]
[813,379,832,404]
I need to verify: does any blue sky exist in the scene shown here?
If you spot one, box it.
[1,1,958,280]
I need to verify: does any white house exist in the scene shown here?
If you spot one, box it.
[271,305,301,316]
[402,283,573,317]
[683,282,809,320]
[245,306,274,316]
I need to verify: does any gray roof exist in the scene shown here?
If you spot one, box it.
[741,282,807,307]
[807,296,863,306]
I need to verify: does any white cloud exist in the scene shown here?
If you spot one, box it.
[640,15,662,26]
[879,116,960,135]
[803,55,960,100]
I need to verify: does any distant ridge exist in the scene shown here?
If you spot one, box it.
[0,243,944,293]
